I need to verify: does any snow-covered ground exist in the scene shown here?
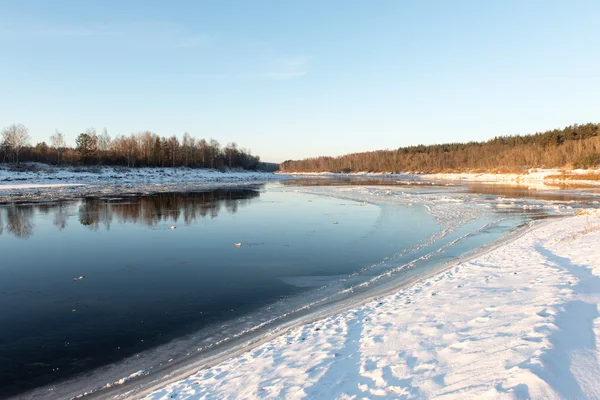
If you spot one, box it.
[145,210,600,400]
[422,169,600,188]
[0,164,286,200]
[0,164,283,186]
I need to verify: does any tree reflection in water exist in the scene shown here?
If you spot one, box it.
[5,205,35,239]
[0,188,261,239]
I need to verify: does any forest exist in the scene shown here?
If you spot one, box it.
[0,125,278,171]
[280,123,600,173]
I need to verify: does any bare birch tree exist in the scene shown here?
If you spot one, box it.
[50,130,65,164]
[98,128,111,152]
[1,123,30,164]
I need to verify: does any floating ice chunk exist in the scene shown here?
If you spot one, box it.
[234,243,242,247]
[169,226,176,230]
[73,276,85,281]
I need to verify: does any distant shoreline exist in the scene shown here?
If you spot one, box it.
[278,168,600,187]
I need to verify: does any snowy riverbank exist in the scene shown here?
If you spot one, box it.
[282,169,600,188]
[422,169,600,187]
[145,210,600,400]
[0,164,284,186]
[0,164,286,201]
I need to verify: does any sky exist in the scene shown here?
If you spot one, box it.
[1,0,599,163]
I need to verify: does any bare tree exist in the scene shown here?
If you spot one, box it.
[125,134,138,167]
[50,130,65,164]
[140,131,154,166]
[209,138,220,169]
[224,142,238,168]
[1,123,30,164]
[198,139,208,167]
[168,136,179,167]
[98,128,111,152]
[182,132,192,167]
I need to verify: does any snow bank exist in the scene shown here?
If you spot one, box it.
[0,164,287,200]
[421,168,600,188]
[146,212,600,399]
[0,164,283,186]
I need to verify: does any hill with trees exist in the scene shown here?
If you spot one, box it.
[0,125,265,171]
[280,123,600,173]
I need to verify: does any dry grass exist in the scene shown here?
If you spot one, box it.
[576,209,600,217]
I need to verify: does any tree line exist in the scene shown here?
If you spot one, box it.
[0,124,275,171]
[280,123,600,173]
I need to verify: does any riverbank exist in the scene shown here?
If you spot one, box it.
[144,210,600,399]
[0,163,286,202]
[281,169,600,188]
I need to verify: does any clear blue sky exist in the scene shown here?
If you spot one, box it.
[1,0,599,163]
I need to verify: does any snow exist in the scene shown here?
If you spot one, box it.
[0,183,87,190]
[100,370,149,391]
[0,164,283,187]
[145,212,600,399]
[421,168,600,188]
[0,163,287,200]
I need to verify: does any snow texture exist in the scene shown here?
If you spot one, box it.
[0,164,285,200]
[146,212,600,400]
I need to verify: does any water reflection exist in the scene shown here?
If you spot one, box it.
[0,188,261,239]
[282,177,597,202]
[5,205,35,239]
[280,177,422,186]
[54,203,69,231]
